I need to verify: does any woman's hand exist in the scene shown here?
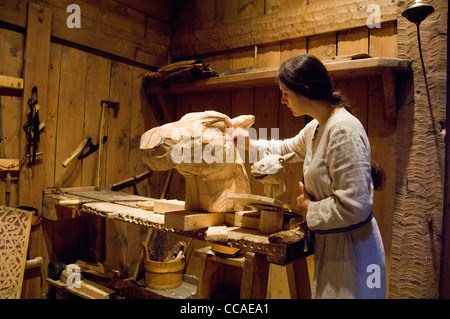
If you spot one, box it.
[297,182,311,218]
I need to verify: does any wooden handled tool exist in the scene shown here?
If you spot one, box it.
[62,136,92,168]
[95,101,119,190]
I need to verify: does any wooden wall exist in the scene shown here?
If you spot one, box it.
[0,0,172,295]
[167,0,399,297]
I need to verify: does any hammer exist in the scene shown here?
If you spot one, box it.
[96,100,119,190]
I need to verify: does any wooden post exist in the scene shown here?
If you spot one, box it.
[17,2,52,300]
[18,2,52,210]
[196,255,221,299]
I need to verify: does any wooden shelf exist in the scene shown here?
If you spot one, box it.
[0,75,24,96]
[145,57,411,95]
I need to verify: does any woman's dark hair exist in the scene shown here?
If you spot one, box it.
[277,53,344,106]
[371,160,385,191]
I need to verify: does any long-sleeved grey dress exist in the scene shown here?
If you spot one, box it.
[258,107,386,299]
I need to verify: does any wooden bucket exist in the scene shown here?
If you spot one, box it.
[143,249,185,290]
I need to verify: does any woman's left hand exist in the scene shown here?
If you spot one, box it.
[297,182,311,218]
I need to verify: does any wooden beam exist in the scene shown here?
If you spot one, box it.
[0,75,23,91]
[18,2,52,210]
[0,0,168,67]
[146,57,412,95]
[163,210,225,231]
[0,159,20,171]
[171,0,397,58]
[114,0,172,22]
[382,69,396,124]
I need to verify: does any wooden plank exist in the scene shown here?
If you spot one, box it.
[308,32,337,60]
[43,41,62,191]
[280,37,307,63]
[368,76,396,291]
[105,60,133,190]
[202,50,234,75]
[336,26,369,129]
[18,2,52,210]
[128,66,154,196]
[232,46,256,70]
[66,189,150,202]
[231,88,254,183]
[34,0,167,67]
[337,27,369,56]
[227,193,300,214]
[81,51,111,187]
[369,21,398,58]
[54,45,88,188]
[146,58,412,95]
[256,42,281,68]
[47,277,116,299]
[225,211,260,230]
[171,0,397,58]
[40,0,147,37]
[0,75,23,91]
[0,159,19,171]
[252,86,279,195]
[153,199,185,214]
[114,0,172,22]
[164,210,225,231]
[0,27,23,206]
[258,209,283,235]
[0,0,167,67]
[222,0,265,25]
[0,0,27,28]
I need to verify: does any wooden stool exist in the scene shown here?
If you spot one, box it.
[195,246,269,299]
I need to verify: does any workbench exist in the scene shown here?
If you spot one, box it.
[42,187,313,298]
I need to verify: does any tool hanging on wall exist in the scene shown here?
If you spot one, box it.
[95,100,119,190]
[23,86,41,166]
[61,136,100,168]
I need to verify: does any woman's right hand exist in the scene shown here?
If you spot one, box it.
[297,182,311,219]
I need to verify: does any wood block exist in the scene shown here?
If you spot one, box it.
[163,210,224,231]
[0,75,23,91]
[225,210,260,229]
[136,200,154,211]
[153,199,185,214]
[259,209,284,235]
[205,226,228,242]
[227,193,301,215]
